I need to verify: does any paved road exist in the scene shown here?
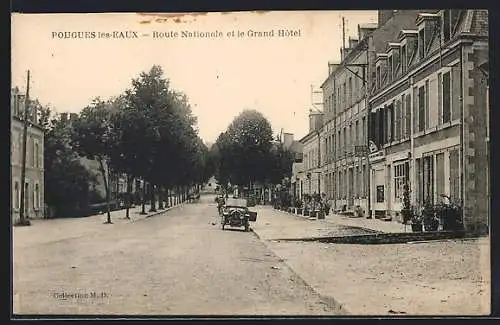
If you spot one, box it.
[13,195,339,316]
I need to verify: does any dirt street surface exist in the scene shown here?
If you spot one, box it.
[13,196,339,316]
[253,207,491,316]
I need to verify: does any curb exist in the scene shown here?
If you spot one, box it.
[263,207,414,235]
[270,230,467,245]
[251,227,350,315]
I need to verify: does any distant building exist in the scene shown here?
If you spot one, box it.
[293,109,323,199]
[11,87,44,222]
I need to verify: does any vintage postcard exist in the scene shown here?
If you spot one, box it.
[11,10,490,317]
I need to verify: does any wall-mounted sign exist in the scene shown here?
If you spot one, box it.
[368,140,378,153]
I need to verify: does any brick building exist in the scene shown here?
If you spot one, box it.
[367,10,489,233]
[11,87,44,222]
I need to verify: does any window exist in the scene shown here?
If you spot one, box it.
[418,29,425,59]
[436,153,445,200]
[362,116,366,144]
[395,99,401,141]
[405,93,412,138]
[348,77,353,107]
[14,181,20,209]
[423,156,434,204]
[451,64,461,120]
[34,183,40,209]
[354,76,359,103]
[388,55,393,81]
[418,86,425,132]
[394,162,409,202]
[376,185,385,203]
[401,95,406,139]
[425,80,430,129]
[387,103,394,143]
[35,141,39,168]
[443,10,451,42]
[376,66,381,89]
[401,44,407,73]
[25,182,29,215]
[449,149,460,203]
[355,120,359,146]
[343,82,347,109]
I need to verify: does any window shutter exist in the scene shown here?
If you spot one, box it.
[413,87,418,132]
[437,73,443,124]
[451,64,461,120]
[406,94,412,138]
[428,76,438,128]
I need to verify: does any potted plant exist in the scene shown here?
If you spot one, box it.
[422,201,439,232]
[410,212,423,232]
[353,205,364,218]
[435,195,464,231]
[401,185,412,225]
[296,200,303,215]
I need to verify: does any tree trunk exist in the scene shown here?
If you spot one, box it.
[168,188,172,207]
[177,186,181,203]
[150,184,157,212]
[125,175,133,219]
[158,186,164,209]
[141,180,147,214]
[98,157,112,224]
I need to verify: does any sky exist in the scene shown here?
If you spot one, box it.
[12,11,377,144]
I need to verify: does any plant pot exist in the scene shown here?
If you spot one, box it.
[310,211,317,218]
[317,212,325,219]
[411,223,423,232]
[297,208,303,215]
[424,219,439,232]
[304,210,310,216]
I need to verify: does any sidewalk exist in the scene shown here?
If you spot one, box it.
[252,206,406,241]
[13,202,185,248]
[251,205,490,315]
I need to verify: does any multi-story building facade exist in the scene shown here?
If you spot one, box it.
[367,9,489,233]
[320,10,423,215]
[11,87,44,222]
[294,109,323,199]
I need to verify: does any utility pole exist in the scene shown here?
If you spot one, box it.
[342,17,346,52]
[18,70,31,226]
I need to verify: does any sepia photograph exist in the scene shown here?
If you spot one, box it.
[11,9,490,317]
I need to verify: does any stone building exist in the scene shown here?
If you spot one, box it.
[367,10,489,233]
[294,109,323,198]
[320,10,424,215]
[11,87,44,222]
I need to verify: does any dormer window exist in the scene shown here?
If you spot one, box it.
[388,55,393,82]
[442,9,461,43]
[401,44,407,73]
[443,10,451,42]
[376,65,381,89]
[418,28,425,59]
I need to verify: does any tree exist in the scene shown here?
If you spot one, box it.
[214,109,274,189]
[71,98,116,224]
[41,107,97,218]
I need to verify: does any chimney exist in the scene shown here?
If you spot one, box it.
[328,61,340,75]
[283,133,294,149]
[378,10,396,27]
[349,37,359,49]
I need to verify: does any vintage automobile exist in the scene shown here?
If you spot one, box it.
[220,198,258,231]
